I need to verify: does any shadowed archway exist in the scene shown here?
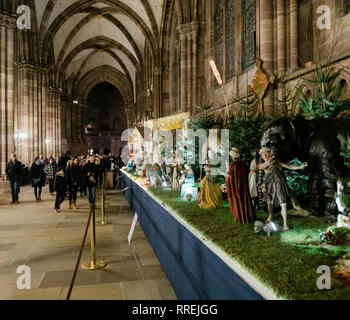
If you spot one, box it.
[85,82,127,155]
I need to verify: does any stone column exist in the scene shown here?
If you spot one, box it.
[58,92,63,157]
[72,103,77,143]
[290,0,298,71]
[260,0,274,116]
[125,105,135,128]
[277,0,286,77]
[6,20,16,161]
[153,67,163,118]
[0,18,6,175]
[190,21,199,113]
[187,28,192,113]
[178,24,188,112]
[81,105,87,145]
[46,87,54,157]
[33,69,39,158]
[17,63,31,164]
[77,104,83,143]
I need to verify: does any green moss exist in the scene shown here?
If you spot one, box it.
[149,187,350,300]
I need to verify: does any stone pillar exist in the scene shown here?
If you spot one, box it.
[290,0,298,71]
[190,21,199,113]
[75,104,80,143]
[33,69,39,158]
[6,21,16,161]
[178,24,188,112]
[153,67,163,118]
[0,13,16,176]
[58,93,63,157]
[277,0,286,77]
[187,29,192,113]
[125,105,134,128]
[0,18,7,175]
[72,104,77,143]
[46,87,54,157]
[260,0,274,116]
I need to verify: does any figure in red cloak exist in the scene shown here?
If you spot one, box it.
[225,147,256,223]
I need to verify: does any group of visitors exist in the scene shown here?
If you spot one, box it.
[5,151,123,213]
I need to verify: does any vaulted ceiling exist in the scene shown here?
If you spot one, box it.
[31,0,165,103]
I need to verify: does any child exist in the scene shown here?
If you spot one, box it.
[54,167,66,213]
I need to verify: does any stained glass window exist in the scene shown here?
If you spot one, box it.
[242,0,256,71]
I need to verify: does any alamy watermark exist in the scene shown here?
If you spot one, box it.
[16,265,31,290]
[317,5,331,30]
[16,5,31,30]
[316,265,331,290]
[121,128,230,176]
[13,5,332,31]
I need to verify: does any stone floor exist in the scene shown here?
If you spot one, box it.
[0,185,177,300]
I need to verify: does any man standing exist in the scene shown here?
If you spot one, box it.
[82,155,98,206]
[54,167,66,213]
[6,154,23,204]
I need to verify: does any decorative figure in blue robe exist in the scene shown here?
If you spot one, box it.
[126,154,134,173]
[180,164,195,201]
[150,163,162,187]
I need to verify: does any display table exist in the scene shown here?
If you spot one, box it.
[121,171,277,300]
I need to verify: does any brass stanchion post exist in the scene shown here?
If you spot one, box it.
[98,171,110,225]
[81,203,107,270]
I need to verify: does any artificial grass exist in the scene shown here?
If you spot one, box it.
[148,187,350,300]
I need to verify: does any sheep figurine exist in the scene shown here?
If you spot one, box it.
[254,221,279,237]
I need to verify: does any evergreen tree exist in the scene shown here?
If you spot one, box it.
[297,67,350,119]
[226,95,266,163]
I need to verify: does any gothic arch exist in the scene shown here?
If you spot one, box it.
[71,47,134,100]
[76,65,134,106]
[58,36,141,86]
[40,0,159,66]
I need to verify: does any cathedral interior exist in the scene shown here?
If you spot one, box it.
[1,0,350,302]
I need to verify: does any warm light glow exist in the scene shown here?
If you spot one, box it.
[45,139,50,144]
[209,59,223,86]
[15,132,28,140]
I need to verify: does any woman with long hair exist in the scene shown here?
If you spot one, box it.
[30,157,46,201]
[65,157,81,209]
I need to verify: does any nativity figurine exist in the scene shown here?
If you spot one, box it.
[225,147,256,223]
[198,162,223,209]
[180,164,195,201]
[258,147,308,231]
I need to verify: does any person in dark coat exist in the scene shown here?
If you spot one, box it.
[58,151,71,170]
[225,148,256,224]
[79,157,87,197]
[82,155,99,205]
[65,157,81,209]
[5,154,23,204]
[30,157,46,202]
[54,167,66,213]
